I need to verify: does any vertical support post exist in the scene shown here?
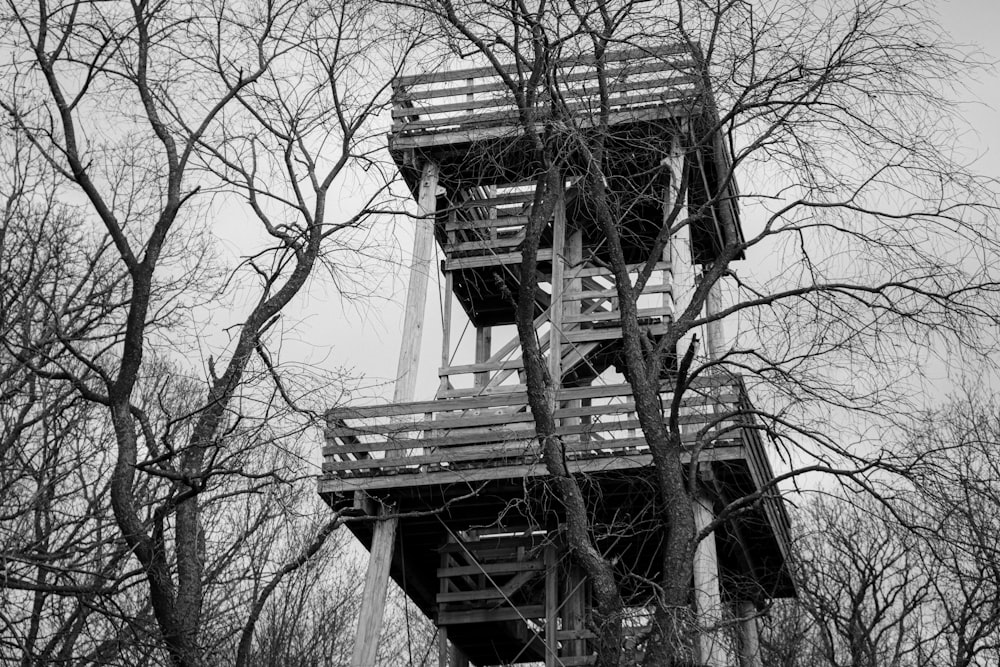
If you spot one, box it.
[702,273,725,361]
[351,160,440,667]
[562,563,587,658]
[438,626,449,667]
[548,186,567,386]
[544,543,559,667]
[474,327,492,388]
[394,161,441,401]
[566,227,583,322]
[439,271,454,393]
[737,600,762,667]
[353,509,396,666]
[666,135,695,360]
[692,493,726,667]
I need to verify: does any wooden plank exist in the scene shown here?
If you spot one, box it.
[318,445,747,494]
[437,384,528,399]
[437,534,544,561]
[326,409,534,437]
[445,214,529,231]
[394,86,693,131]
[322,418,741,458]
[564,282,671,300]
[564,261,671,280]
[437,606,545,625]
[401,59,696,105]
[394,44,691,87]
[323,428,534,455]
[461,191,536,208]
[440,358,524,376]
[327,391,526,420]
[393,69,696,117]
[325,400,737,447]
[321,436,744,473]
[321,441,536,472]
[388,103,701,151]
[564,324,669,343]
[437,588,515,603]
[437,561,544,577]
[328,378,739,424]
[443,248,553,271]
[445,235,524,252]
[562,306,669,324]
[394,70,698,125]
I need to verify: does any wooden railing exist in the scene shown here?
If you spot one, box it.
[389,45,702,150]
[321,376,756,492]
[436,261,673,395]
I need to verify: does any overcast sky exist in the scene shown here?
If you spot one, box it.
[289,1,1000,413]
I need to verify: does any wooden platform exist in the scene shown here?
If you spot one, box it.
[319,374,795,608]
[389,44,702,153]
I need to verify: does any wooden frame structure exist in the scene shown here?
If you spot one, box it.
[320,44,794,667]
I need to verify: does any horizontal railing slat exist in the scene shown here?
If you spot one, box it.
[394,44,691,87]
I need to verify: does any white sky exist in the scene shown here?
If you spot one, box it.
[266,0,1000,421]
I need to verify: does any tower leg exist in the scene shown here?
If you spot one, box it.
[352,507,397,666]
[737,600,762,667]
[692,494,726,666]
[351,160,440,666]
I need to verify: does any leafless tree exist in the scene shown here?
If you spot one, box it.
[0,0,414,664]
[900,398,1000,667]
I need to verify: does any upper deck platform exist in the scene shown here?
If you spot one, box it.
[389,44,705,158]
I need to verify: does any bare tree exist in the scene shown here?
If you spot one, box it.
[0,0,412,664]
[901,398,1000,667]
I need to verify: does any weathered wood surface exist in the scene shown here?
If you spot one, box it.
[323,377,750,482]
[389,45,702,150]
[321,375,792,553]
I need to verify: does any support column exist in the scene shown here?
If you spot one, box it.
[544,543,559,667]
[474,327,492,388]
[439,271,454,393]
[666,135,695,360]
[548,186,567,386]
[351,160,440,667]
[702,272,725,361]
[692,494,726,667]
[737,600,762,667]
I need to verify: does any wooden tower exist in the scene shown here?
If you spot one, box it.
[320,45,795,667]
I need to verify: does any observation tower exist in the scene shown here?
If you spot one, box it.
[320,45,795,667]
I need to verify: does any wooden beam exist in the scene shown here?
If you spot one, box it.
[692,493,726,667]
[394,160,440,402]
[438,625,449,667]
[666,133,695,360]
[473,327,492,388]
[318,444,748,494]
[703,272,725,361]
[544,543,558,667]
[548,188,566,387]
[351,160,439,667]
[352,503,396,667]
[737,600,763,667]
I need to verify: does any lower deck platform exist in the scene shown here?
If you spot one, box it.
[319,375,793,664]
